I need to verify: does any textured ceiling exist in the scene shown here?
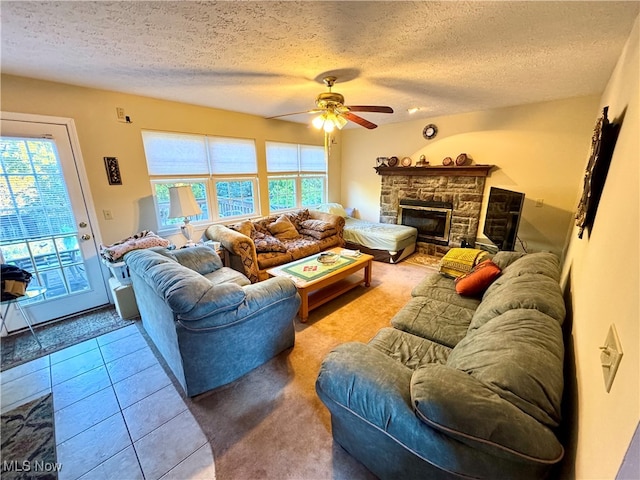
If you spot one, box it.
[2,1,639,127]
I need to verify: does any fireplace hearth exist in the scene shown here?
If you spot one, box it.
[399,199,453,245]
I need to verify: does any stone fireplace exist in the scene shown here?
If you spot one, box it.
[376,165,492,256]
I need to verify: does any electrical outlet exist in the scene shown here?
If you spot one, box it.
[116,107,125,121]
[103,209,113,220]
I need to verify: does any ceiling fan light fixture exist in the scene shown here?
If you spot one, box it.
[408,107,420,114]
[312,114,326,129]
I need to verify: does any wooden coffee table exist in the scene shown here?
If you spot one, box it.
[266,248,373,322]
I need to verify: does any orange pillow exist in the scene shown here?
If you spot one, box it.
[455,259,502,296]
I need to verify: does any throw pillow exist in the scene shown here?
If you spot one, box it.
[316,203,348,218]
[286,209,310,231]
[253,232,287,253]
[268,215,300,240]
[230,220,255,238]
[455,259,502,296]
[300,219,333,232]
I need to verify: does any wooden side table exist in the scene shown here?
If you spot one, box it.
[0,287,46,348]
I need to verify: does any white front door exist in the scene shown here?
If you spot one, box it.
[1,115,109,332]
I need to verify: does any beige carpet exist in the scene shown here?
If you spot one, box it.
[185,260,437,480]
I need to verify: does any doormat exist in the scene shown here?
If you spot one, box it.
[1,393,58,480]
[1,306,137,372]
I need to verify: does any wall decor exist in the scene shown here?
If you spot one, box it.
[104,157,122,185]
[442,156,453,166]
[455,153,469,166]
[575,106,619,239]
[401,156,412,167]
[423,124,438,140]
[376,156,389,167]
[387,156,399,167]
[416,154,429,167]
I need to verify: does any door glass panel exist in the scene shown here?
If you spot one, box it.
[0,137,89,303]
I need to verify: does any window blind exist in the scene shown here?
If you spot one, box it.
[141,131,208,175]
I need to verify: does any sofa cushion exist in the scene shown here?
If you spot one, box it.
[454,259,502,296]
[283,237,322,260]
[485,252,561,298]
[410,364,564,463]
[170,245,223,275]
[253,232,287,253]
[391,295,475,348]
[369,327,451,370]
[411,273,482,310]
[269,215,300,240]
[447,309,564,428]
[470,273,566,332]
[257,251,294,270]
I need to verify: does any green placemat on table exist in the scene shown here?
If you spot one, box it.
[282,255,356,282]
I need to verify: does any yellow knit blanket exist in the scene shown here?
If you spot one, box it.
[439,248,489,277]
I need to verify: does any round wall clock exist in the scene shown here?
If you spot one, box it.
[423,124,438,140]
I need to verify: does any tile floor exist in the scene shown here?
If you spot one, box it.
[0,324,216,480]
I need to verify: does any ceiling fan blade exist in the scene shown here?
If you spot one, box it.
[343,112,378,129]
[266,109,323,120]
[347,105,394,114]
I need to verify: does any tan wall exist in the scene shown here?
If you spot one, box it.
[340,96,600,257]
[0,75,341,245]
[561,15,639,479]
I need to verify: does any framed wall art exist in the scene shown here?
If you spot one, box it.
[575,106,619,239]
[104,156,122,185]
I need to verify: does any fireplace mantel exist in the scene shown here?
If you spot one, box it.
[374,165,494,177]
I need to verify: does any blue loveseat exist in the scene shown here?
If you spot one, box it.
[316,252,566,479]
[125,246,301,397]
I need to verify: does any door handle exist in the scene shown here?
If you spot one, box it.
[81,234,91,240]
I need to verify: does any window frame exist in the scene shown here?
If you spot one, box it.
[266,141,327,213]
[143,131,261,233]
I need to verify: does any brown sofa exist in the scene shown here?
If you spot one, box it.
[205,209,345,283]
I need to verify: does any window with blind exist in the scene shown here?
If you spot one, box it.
[266,142,326,213]
[141,131,259,229]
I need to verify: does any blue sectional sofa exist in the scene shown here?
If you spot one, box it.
[316,252,566,479]
[125,246,301,397]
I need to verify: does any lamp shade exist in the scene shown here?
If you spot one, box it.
[168,186,202,219]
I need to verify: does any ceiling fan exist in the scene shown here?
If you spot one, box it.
[267,76,393,131]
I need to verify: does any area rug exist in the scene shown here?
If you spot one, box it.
[404,252,443,269]
[0,393,58,480]
[1,306,136,372]
[182,260,434,480]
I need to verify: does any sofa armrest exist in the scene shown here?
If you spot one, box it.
[410,363,564,464]
[205,224,260,283]
[309,210,345,243]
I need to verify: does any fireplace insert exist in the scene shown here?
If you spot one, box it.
[398,199,452,245]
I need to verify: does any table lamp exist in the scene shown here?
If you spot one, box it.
[168,186,202,246]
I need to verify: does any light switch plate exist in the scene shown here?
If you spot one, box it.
[601,324,623,393]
